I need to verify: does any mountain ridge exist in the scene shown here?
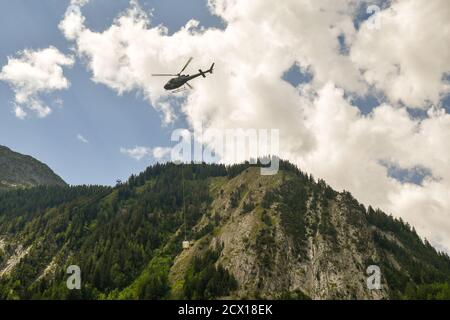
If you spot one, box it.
[0,161,449,299]
[0,145,66,190]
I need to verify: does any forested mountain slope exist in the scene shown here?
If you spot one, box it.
[0,161,449,300]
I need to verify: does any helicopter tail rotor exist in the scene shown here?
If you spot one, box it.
[198,63,215,78]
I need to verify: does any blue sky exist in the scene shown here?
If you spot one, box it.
[0,1,447,186]
[0,0,222,185]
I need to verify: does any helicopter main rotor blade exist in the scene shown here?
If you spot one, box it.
[152,74,177,77]
[179,57,193,74]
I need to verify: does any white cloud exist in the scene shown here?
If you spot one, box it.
[59,0,89,41]
[61,1,450,251]
[152,147,171,160]
[156,102,177,125]
[120,146,152,161]
[77,134,89,144]
[0,46,74,118]
[71,0,89,6]
[351,0,450,108]
[297,84,450,251]
[14,106,27,119]
[120,145,172,161]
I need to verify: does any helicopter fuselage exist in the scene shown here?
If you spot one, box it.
[164,74,197,90]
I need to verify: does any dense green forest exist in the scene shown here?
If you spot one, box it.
[402,283,450,300]
[0,160,449,299]
[0,163,233,299]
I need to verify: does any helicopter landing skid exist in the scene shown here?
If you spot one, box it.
[172,84,193,94]
[172,87,187,94]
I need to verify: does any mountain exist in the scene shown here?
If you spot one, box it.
[0,161,449,300]
[0,145,66,190]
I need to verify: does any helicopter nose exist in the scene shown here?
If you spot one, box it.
[164,84,169,90]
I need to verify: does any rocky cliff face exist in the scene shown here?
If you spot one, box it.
[169,168,388,299]
[0,145,66,190]
[168,167,449,300]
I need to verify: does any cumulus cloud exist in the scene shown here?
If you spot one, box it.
[0,46,74,118]
[120,146,152,161]
[152,146,171,160]
[120,145,171,161]
[59,0,90,41]
[61,1,450,250]
[351,0,450,108]
[298,84,450,250]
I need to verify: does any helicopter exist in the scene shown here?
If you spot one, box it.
[152,57,215,93]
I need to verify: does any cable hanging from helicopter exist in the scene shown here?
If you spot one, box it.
[181,163,191,250]
[153,58,215,249]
